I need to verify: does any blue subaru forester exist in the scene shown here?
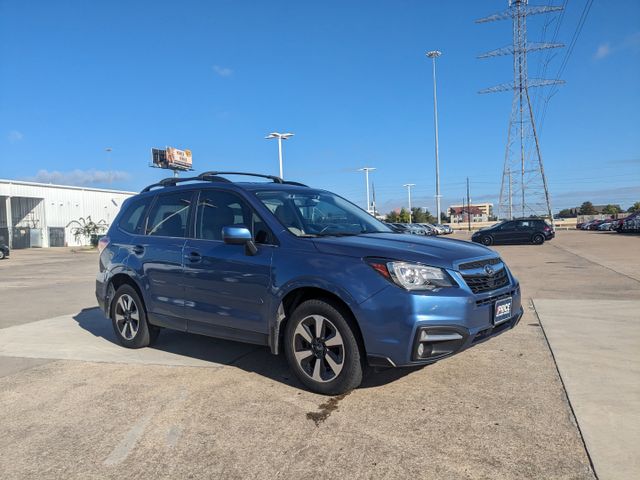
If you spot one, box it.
[96,172,522,394]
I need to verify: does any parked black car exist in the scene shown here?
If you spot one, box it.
[0,243,9,260]
[471,218,554,246]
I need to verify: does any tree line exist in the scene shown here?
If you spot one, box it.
[557,201,640,218]
[385,207,438,224]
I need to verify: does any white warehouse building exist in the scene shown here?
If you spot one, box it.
[0,179,136,248]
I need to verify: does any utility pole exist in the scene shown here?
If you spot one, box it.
[462,197,466,227]
[466,177,472,232]
[477,0,563,223]
[426,50,443,224]
[403,184,415,223]
[265,132,294,179]
[358,167,376,214]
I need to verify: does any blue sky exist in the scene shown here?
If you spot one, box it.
[1,0,639,213]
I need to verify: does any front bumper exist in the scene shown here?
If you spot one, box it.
[355,274,522,367]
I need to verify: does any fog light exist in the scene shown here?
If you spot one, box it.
[417,343,425,357]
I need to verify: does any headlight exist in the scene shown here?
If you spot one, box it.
[367,259,456,291]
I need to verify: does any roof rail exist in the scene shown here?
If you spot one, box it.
[198,171,284,183]
[140,171,307,193]
[282,180,308,187]
[140,174,230,193]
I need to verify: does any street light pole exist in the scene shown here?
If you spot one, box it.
[403,183,415,223]
[358,167,376,214]
[265,132,294,179]
[277,137,283,178]
[105,147,113,184]
[426,50,442,224]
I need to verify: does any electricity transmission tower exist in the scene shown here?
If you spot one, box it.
[477,0,565,221]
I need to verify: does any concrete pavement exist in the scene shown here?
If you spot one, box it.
[2,231,637,478]
[534,299,640,480]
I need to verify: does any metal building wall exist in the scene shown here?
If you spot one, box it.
[0,180,135,247]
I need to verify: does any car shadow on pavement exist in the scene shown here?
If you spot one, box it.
[73,307,425,391]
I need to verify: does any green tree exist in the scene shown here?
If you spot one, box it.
[558,208,576,218]
[398,208,411,223]
[602,204,622,215]
[68,216,107,247]
[385,210,400,223]
[578,201,597,215]
[410,207,435,224]
[627,202,640,213]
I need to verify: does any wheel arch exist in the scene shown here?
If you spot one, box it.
[270,286,366,358]
[107,272,146,317]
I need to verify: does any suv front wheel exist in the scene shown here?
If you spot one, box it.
[284,299,363,395]
[111,284,159,348]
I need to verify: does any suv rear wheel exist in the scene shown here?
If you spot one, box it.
[284,299,363,395]
[111,284,159,348]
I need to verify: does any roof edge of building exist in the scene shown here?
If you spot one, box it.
[0,178,137,195]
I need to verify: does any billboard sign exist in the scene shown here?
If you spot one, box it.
[151,147,193,171]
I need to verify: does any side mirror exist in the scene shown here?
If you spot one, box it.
[222,226,257,256]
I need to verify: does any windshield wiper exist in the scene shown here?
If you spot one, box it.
[314,232,359,237]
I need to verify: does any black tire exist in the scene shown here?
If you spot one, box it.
[532,233,545,245]
[110,284,159,348]
[481,235,493,246]
[0,250,5,260]
[284,299,363,395]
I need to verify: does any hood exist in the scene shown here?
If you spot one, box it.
[312,233,495,271]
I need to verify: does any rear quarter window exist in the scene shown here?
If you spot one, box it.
[118,197,152,235]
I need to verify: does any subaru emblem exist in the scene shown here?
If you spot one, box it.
[484,264,495,276]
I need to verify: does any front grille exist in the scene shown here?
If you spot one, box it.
[462,267,509,294]
[475,288,517,307]
[458,257,501,271]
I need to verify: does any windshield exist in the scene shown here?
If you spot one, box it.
[256,190,392,237]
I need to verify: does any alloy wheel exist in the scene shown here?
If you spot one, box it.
[114,293,140,340]
[292,314,345,383]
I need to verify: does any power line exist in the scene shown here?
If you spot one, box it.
[538,0,594,135]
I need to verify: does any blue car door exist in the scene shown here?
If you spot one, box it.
[130,190,196,331]
[182,189,275,340]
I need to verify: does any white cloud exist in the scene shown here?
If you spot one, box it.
[594,43,611,60]
[212,65,233,77]
[7,130,24,142]
[594,32,640,60]
[28,169,131,186]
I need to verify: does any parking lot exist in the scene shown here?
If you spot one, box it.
[0,230,638,479]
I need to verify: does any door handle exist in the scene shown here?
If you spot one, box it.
[132,245,144,255]
[185,251,202,263]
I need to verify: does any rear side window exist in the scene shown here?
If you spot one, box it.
[118,197,151,234]
[146,191,193,237]
[516,220,533,229]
